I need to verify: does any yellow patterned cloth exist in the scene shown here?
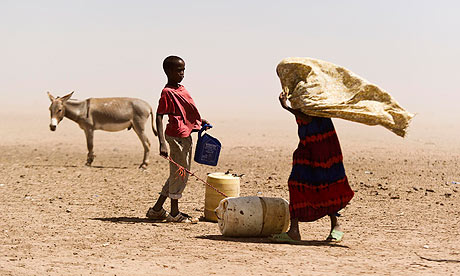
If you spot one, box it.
[277,57,414,137]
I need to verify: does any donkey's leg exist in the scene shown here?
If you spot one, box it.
[133,121,151,169]
[84,129,95,166]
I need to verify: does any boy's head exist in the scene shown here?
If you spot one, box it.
[163,56,185,85]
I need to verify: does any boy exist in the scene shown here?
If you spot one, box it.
[146,56,209,223]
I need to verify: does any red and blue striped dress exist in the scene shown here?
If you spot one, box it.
[288,117,354,222]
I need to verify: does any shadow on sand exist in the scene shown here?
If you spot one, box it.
[90,219,348,247]
[25,164,79,168]
[196,234,349,248]
[90,165,129,169]
[91,217,164,225]
[25,164,129,169]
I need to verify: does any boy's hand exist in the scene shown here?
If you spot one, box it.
[202,119,211,130]
[279,92,288,109]
[159,142,168,157]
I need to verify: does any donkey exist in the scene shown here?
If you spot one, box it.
[47,91,158,169]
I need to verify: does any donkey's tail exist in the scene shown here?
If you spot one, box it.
[150,109,158,136]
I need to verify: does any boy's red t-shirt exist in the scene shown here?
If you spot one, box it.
[156,85,202,138]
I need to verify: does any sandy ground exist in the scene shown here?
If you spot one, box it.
[1,112,460,275]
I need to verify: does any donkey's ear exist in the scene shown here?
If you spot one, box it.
[47,91,55,102]
[61,91,74,102]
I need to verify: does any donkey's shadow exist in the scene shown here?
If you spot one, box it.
[90,165,129,169]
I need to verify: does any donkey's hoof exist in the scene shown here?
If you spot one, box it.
[139,163,148,170]
[85,162,92,167]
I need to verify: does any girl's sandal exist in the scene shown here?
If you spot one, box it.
[326,229,344,242]
[270,232,302,245]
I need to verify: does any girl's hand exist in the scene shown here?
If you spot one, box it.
[279,92,288,109]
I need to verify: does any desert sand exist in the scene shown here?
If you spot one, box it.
[1,111,459,276]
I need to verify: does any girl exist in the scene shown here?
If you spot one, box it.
[272,92,354,243]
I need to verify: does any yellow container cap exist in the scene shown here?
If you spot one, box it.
[207,172,240,180]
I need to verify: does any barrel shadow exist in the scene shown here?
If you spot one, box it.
[196,234,349,248]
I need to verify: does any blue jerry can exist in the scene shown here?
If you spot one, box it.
[194,124,221,166]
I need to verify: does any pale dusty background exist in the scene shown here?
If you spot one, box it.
[1,1,460,275]
[1,113,459,276]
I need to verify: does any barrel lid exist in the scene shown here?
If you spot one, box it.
[207,172,240,180]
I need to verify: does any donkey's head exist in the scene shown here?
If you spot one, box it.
[47,91,74,131]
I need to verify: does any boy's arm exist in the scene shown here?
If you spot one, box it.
[156,113,168,157]
[279,92,312,123]
[191,118,211,132]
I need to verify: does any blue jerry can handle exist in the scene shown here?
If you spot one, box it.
[198,124,213,138]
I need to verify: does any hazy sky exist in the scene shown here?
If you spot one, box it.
[1,0,459,125]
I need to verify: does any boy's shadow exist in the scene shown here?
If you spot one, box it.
[91,217,165,225]
[196,235,349,248]
[25,164,129,169]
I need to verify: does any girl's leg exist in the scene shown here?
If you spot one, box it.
[329,215,342,232]
[287,217,301,240]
